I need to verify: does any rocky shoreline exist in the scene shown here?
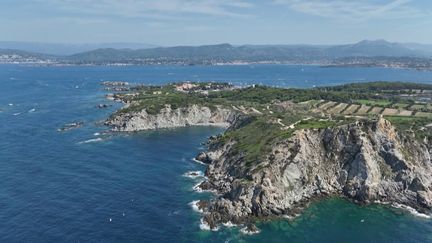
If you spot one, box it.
[106,103,432,232]
[103,80,432,232]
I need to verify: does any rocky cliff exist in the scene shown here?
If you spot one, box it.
[105,104,238,131]
[195,118,432,229]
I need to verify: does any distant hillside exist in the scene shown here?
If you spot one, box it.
[326,40,424,57]
[1,40,432,66]
[0,49,58,60]
[65,40,432,64]
[0,49,60,64]
[402,43,432,54]
[0,41,157,55]
[66,44,240,63]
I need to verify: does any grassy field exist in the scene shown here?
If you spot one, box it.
[385,115,432,140]
[296,119,338,129]
[410,104,426,110]
[392,103,411,109]
[355,99,392,107]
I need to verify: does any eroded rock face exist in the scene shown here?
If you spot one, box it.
[105,105,237,131]
[198,118,432,229]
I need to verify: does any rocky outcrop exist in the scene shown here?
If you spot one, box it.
[196,118,432,229]
[105,105,238,131]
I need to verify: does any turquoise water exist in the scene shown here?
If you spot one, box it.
[0,64,432,242]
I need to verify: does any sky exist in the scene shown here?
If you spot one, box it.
[2,0,432,45]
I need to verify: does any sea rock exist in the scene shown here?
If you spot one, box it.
[57,121,84,132]
[241,224,260,235]
[196,152,212,164]
[97,104,111,109]
[105,94,123,102]
[104,87,130,91]
[101,81,129,86]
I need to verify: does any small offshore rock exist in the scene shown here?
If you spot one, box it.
[97,104,111,109]
[196,152,212,164]
[241,224,260,235]
[198,181,213,191]
[101,81,129,86]
[57,121,84,132]
[197,200,209,212]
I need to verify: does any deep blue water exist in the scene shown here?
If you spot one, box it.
[1,64,432,242]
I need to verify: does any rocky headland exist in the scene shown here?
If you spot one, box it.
[105,82,432,231]
[194,117,432,230]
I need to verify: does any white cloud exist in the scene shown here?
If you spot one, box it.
[273,0,426,21]
[36,0,254,19]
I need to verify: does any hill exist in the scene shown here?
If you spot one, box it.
[65,40,432,65]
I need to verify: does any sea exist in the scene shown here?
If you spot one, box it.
[1,64,432,243]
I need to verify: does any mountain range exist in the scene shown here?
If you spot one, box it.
[1,40,432,65]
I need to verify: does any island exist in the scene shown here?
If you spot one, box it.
[105,81,432,232]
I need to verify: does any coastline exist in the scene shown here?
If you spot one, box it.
[137,115,431,231]
[2,62,432,72]
[103,82,432,233]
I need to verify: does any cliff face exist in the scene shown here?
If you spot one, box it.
[197,118,432,229]
[105,105,237,131]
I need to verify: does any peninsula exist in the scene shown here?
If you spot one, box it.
[106,81,432,231]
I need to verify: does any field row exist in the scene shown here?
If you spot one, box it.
[313,101,432,118]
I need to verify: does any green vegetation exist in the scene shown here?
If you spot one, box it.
[392,103,410,109]
[221,116,293,167]
[119,93,209,115]
[112,82,431,154]
[408,104,432,112]
[296,119,338,129]
[114,83,227,115]
[411,104,426,110]
[209,85,372,104]
[355,99,392,107]
[115,81,432,116]
[220,116,354,167]
[385,115,432,141]
[325,81,432,93]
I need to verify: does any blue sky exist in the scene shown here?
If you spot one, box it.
[2,0,432,45]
